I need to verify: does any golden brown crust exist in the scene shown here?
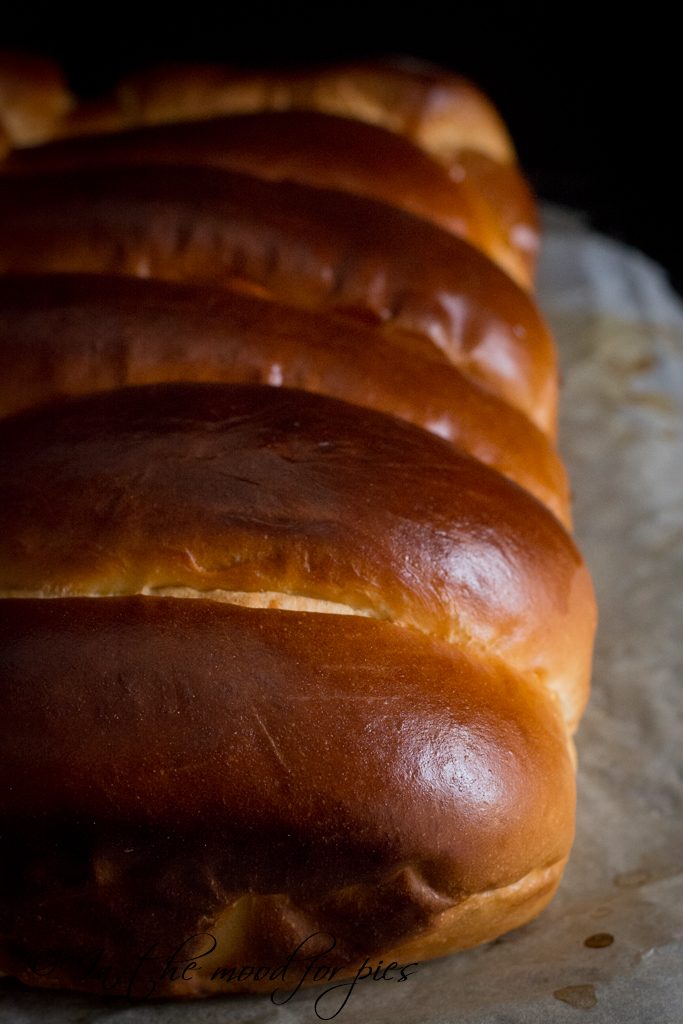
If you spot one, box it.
[0,57,536,285]
[0,57,596,999]
[2,55,536,287]
[452,149,540,281]
[84,57,517,165]
[1,110,533,287]
[0,164,557,433]
[0,596,574,996]
[0,382,594,727]
[0,57,517,188]
[0,52,73,146]
[0,273,568,520]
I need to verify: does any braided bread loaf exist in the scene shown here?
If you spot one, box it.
[0,56,596,999]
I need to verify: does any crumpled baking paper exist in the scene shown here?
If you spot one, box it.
[2,205,682,1024]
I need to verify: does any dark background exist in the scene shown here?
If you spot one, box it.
[2,3,678,294]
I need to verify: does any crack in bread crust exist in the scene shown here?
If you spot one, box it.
[0,381,594,729]
[0,587,566,717]
[0,587,372,617]
[0,57,596,1003]
[1,593,576,997]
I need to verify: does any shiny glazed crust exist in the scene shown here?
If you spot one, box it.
[0,57,597,1000]
[0,377,591,993]
[0,52,73,147]
[2,597,575,996]
[1,110,535,287]
[108,57,517,164]
[0,382,593,731]
[0,164,557,433]
[0,55,514,162]
[0,56,538,286]
[0,273,568,521]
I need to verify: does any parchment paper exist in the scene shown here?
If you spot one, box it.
[2,206,682,1023]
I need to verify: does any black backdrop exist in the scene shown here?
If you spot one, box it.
[2,3,678,293]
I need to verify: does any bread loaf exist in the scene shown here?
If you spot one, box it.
[0,56,596,1000]
[0,56,538,286]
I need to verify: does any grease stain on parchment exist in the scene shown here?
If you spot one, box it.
[584,932,614,948]
[553,983,598,1009]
